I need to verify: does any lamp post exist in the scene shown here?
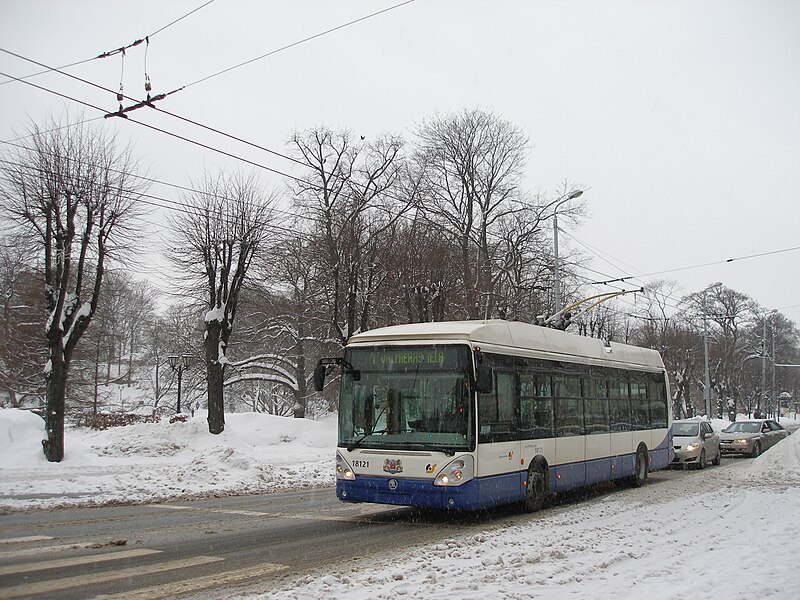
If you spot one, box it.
[168,355,191,414]
[760,310,777,419]
[552,189,584,315]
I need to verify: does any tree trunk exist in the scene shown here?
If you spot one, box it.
[205,321,226,434]
[42,350,67,462]
[294,318,308,419]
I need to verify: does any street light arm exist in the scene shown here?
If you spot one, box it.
[551,189,585,315]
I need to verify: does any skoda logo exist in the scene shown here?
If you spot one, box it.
[388,478,398,491]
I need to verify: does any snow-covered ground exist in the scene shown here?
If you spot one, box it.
[0,408,337,511]
[2,409,798,599]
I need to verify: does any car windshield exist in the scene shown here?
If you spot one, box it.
[672,422,700,437]
[724,422,760,433]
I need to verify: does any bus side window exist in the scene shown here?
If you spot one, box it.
[630,377,649,430]
[478,371,517,442]
[609,376,631,431]
[648,375,668,428]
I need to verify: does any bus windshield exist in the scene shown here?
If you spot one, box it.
[338,345,474,453]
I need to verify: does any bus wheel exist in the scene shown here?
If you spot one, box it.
[524,465,548,513]
[627,445,648,488]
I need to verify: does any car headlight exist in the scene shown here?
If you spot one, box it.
[735,439,749,445]
[685,443,700,451]
[433,455,474,487]
[336,452,356,480]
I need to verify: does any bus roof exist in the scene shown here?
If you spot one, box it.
[347,320,665,371]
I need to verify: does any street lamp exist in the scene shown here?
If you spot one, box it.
[759,310,777,419]
[168,355,191,414]
[552,189,584,315]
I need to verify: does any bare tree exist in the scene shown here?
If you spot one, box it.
[414,108,529,319]
[0,116,145,461]
[682,283,757,417]
[0,234,45,407]
[169,170,278,434]
[290,127,411,344]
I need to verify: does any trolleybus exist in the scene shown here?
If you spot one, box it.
[314,320,673,511]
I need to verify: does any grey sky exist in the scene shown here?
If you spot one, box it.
[2,0,798,321]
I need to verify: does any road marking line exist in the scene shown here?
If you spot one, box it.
[150,503,393,522]
[0,541,128,561]
[0,548,161,576]
[97,561,289,600]
[0,555,224,600]
[0,536,53,544]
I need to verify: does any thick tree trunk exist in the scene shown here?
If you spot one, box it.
[205,320,226,434]
[42,350,67,462]
[294,320,307,419]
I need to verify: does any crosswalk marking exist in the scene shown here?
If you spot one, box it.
[0,536,53,545]
[0,555,224,600]
[0,548,161,577]
[97,561,289,600]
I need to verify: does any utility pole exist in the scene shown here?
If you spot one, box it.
[772,333,777,421]
[703,315,712,418]
[760,318,767,419]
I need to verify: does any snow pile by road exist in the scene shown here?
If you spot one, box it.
[0,408,337,511]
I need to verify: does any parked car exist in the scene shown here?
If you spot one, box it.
[671,419,721,469]
[718,419,790,457]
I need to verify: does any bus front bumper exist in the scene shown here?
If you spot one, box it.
[337,475,497,511]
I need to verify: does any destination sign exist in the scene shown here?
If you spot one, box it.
[346,345,469,372]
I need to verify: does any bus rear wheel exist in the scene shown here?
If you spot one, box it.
[523,465,548,513]
[626,445,648,487]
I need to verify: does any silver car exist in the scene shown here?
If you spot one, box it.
[719,419,790,457]
[671,419,721,469]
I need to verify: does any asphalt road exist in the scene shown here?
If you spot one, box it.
[0,457,757,600]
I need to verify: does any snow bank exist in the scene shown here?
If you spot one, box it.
[0,408,48,467]
[745,427,800,483]
[0,408,337,511]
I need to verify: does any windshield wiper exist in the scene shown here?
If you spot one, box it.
[347,429,387,452]
[413,442,456,456]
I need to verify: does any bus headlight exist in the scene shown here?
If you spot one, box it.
[433,455,474,487]
[336,452,356,480]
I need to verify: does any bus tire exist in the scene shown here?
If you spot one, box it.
[523,463,549,513]
[626,445,648,487]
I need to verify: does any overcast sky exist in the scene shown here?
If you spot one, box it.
[2,0,798,322]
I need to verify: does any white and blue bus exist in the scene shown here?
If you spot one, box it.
[314,320,673,512]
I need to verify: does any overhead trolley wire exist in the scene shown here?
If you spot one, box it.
[0,66,318,190]
[0,0,216,86]
[588,246,800,286]
[176,0,417,92]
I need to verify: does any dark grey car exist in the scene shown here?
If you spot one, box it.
[719,419,790,457]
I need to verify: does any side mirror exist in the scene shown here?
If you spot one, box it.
[313,363,327,392]
[475,364,493,394]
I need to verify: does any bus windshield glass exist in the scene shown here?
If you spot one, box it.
[338,345,474,452]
